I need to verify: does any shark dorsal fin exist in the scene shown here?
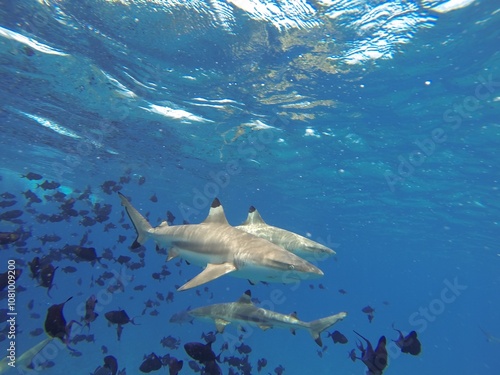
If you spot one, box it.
[238,290,253,304]
[202,198,229,225]
[241,206,266,225]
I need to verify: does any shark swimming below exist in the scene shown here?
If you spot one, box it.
[118,194,324,291]
[236,206,336,261]
[188,290,347,346]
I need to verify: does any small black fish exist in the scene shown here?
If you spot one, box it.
[361,305,375,314]
[23,190,42,204]
[39,264,58,296]
[93,355,120,375]
[354,331,387,375]
[160,335,180,350]
[116,255,131,264]
[184,341,218,364]
[0,230,23,245]
[236,343,252,354]
[0,200,16,208]
[62,266,77,273]
[38,234,61,245]
[328,330,348,344]
[37,180,60,190]
[104,355,119,375]
[166,355,183,375]
[83,295,99,328]
[166,211,175,224]
[22,172,43,180]
[367,312,375,323]
[28,256,41,279]
[392,325,421,355]
[104,310,138,326]
[44,296,79,351]
[71,246,102,263]
[149,194,157,203]
[257,358,267,371]
[139,352,162,373]
[0,210,23,221]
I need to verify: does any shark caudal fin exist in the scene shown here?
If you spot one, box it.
[308,312,347,346]
[118,193,153,249]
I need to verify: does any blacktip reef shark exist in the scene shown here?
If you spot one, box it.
[188,290,347,346]
[236,206,336,261]
[118,194,324,291]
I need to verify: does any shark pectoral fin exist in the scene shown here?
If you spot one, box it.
[177,262,237,291]
[167,247,180,261]
[215,319,230,333]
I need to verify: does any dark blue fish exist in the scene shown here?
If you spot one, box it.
[354,331,387,375]
[392,325,421,355]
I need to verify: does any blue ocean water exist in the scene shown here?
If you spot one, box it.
[0,0,499,374]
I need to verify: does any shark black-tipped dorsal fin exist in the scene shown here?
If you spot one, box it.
[237,290,253,304]
[202,198,229,225]
[241,206,266,226]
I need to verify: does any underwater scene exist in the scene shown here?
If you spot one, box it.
[0,0,499,374]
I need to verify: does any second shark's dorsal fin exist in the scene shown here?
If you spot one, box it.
[237,290,253,304]
[202,198,229,225]
[241,206,266,226]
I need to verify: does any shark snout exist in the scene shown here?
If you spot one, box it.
[284,256,324,280]
[300,262,324,277]
[305,244,336,255]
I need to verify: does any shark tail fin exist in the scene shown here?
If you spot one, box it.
[308,312,347,346]
[118,193,153,248]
